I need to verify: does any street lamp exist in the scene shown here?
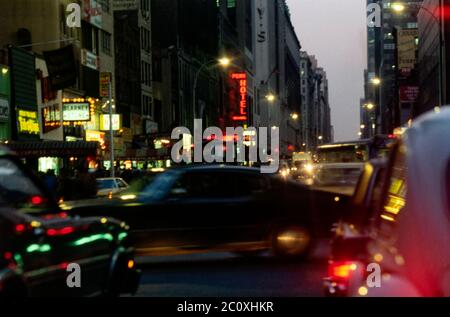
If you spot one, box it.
[1,67,8,75]
[360,124,366,129]
[266,94,276,102]
[192,56,231,120]
[366,103,375,110]
[371,77,381,86]
[290,113,299,120]
[392,3,406,12]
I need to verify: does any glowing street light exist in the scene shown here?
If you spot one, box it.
[371,77,381,85]
[218,57,231,67]
[290,113,299,120]
[360,124,366,129]
[1,67,8,75]
[266,94,276,102]
[392,3,405,12]
[318,136,323,141]
[366,103,375,110]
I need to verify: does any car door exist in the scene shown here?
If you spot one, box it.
[219,172,275,245]
[159,170,237,249]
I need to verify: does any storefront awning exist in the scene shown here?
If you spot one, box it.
[7,141,99,158]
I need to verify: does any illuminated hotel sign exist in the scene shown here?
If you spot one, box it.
[18,110,40,135]
[63,102,91,122]
[231,72,248,122]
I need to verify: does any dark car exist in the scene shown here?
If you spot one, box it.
[68,165,319,259]
[323,159,387,296]
[0,147,140,297]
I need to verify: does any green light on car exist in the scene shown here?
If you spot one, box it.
[26,244,52,253]
[118,232,128,241]
[72,233,114,247]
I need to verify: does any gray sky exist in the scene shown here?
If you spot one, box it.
[286,0,367,141]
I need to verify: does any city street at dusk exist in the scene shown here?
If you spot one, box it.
[0,0,449,305]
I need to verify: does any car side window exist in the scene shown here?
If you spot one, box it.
[117,179,127,188]
[170,171,235,199]
[235,174,269,197]
[378,144,407,237]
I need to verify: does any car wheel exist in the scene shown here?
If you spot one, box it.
[271,225,313,259]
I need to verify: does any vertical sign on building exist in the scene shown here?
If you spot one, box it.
[231,73,248,122]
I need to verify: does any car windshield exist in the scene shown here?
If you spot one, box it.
[138,170,180,200]
[97,179,116,189]
[314,166,363,188]
[0,157,49,211]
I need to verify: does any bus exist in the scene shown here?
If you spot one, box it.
[315,135,395,164]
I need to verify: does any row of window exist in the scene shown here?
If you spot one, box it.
[142,61,152,87]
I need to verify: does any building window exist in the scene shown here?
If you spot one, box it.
[102,31,111,55]
[140,0,150,13]
[99,0,110,13]
[141,27,151,52]
[142,95,152,118]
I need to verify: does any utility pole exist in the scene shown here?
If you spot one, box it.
[108,79,115,178]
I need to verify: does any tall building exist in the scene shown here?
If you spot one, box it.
[300,51,332,149]
[368,0,421,134]
[417,0,450,116]
[253,0,302,156]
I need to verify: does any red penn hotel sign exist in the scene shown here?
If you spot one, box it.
[231,72,248,122]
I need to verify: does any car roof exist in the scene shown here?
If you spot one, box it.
[173,164,262,174]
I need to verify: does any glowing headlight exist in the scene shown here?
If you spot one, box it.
[304,164,315,174]
[120,194,137,201]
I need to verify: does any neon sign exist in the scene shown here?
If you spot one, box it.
[231,72,248,122]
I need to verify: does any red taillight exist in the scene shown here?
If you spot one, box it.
[15,224,26,233]
[328,261,360,280]
[30,195,45,205]
[47,226,75,236]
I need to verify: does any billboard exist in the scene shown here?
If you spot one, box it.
[63,102,91,122]
[83,0,102,28]
[397,29,418,76]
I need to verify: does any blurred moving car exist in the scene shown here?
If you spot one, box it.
[312,163,364,196]
[69,165,317,259]
[323,159,387,296]
[340,109,450,297]
[0,147,140,297]
[96,178,129,197]
[291,152,315,184]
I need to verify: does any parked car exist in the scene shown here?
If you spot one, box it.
[68,165,320,259]
[342,109,450,297]
[0,147,140,297]
[323,159,387,296]
[96,178,129,197]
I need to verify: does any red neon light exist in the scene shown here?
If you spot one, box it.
[231,73,248,121]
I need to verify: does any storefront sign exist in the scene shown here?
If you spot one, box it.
[231,73,248,122]
[0,98,9,121]
[42,103,62,133]
[100,114,122,131]
[400,86,419,103]
[63,102,91,121]
[86,130,106,149]
[100,72,112,97]
[81,49,99,71]
[397,29,418,76]
[18,110,39,135]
